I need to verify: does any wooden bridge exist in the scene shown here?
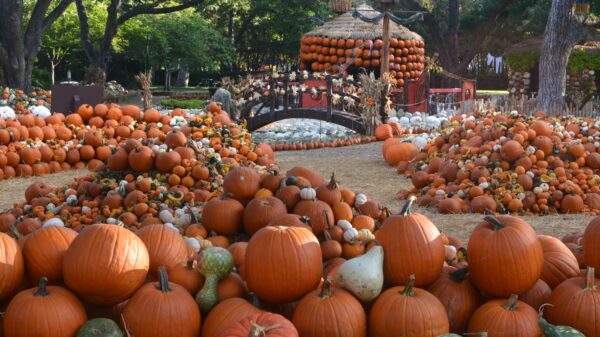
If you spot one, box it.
[238,74,374,134]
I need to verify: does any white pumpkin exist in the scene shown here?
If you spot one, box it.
[337,219,352,231]
[300,187,317,200]
[354,193,368,207]
[184,237,201,252]
[343,228,358,243]
[0,106,15,120]
[31,105,51,118]
[43,218,65,227]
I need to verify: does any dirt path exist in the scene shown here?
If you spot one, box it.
[276,142,591,243]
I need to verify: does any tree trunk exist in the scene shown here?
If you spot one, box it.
[50,62,56,85]
[0,0,26,89]
[538,0,587,114]
[164,68,172,91]
[176,66,189,87]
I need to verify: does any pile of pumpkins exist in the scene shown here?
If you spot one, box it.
[0,100,274,180]
[0,162,599,337]
[267,135,376,152]
[0,87,51,113]
[382,110,600,215]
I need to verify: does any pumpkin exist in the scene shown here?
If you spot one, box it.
[375,196,445,287]
[276,185,301,210]
[4,277,88,337]
[137,224,188,277]
[123,267,201,337]
[468,295,542,337]
[427,267,482,334]
[218,312,298,337]
[374,124,393,140]
[107,148,129,171]
[22,226,77,284]
[546,267,600,337]
[155,151,182,173]
[315,173,342,206]
[286,166,325,187]
[520,279,551,311]
[369,275,449,337]
[538,235,581,289]
[0,232,24,301]
[538,304,585,337]
[581,216,600,276]
[169,257,205,295]
[217,272,247,301]
[77,318,123,337]
[63,224,150,305]
[245,226,321,303]
[128,146,154,172]
[202,194,244,236]
[292,277,366,337]
[223,167,261,203]
[500,140,524,162]
[196,247,234,312]
[292,199,334,235]
[561,194,584,213]
[242,196,287,236]
[384,142,418,165]
[201,298,262,337]
[467,216,543,297]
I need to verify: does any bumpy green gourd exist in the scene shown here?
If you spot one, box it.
[77,318,124,337]
[195,246,233,312]
[539,304,585,337]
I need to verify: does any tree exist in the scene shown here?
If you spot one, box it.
[75,0,205,83]
[41,3,80,84]
[538,0,588,113]
[0,0,73,90]
[394,0,519,75]
[117,10,234,89]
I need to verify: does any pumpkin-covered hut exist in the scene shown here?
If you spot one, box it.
[299,4,425,86]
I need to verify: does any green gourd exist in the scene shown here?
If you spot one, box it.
[539,304,585,337]
[77,318,124,337]
[196,246,233,312]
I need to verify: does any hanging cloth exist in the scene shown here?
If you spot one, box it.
[486,53,495,67]
[495,56,503,74]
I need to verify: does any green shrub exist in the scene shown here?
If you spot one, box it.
[160,98,205,109]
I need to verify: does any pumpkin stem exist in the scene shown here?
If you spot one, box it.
[156,266,171,293]
[538,303,554,318]
[33,277,49,296]
[323,230,333,241]
[400,274,416,297]
[7,222,22,240]
[585,267,596,291]
[247,322,281,337]
[399,196,416,216]
[320,277,333,298]
[322,210,332,229]
[483,216,505,230]
[299,216,312,227]
[327,172,338,190]
[186,256,195,270]
[449,267,469,283]
[502,294,519,311]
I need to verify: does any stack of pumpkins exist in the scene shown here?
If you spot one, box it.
[0,100,274,180]
[269,135,376,152]
[382,110,600,215]
[0,164,599,337]
[299,35,425,86]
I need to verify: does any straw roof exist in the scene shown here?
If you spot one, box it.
[304,4,422,41]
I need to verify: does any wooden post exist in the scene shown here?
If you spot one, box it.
[380,3,392,77]
[326,75,333,121]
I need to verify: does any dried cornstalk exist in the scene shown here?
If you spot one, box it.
[135,70,153,111]
[359,71,395,136]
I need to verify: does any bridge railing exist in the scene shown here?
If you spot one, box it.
[237,73,364,122]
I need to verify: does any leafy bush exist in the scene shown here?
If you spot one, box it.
[160,98,205,109]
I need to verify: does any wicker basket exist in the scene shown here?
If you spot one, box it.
[330,0,352,14]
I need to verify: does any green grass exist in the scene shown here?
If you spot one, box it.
[477,90,509,96]
[160,98,205,109]
[151,86,209,93]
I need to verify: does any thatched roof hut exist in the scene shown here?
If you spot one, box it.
[303,4,423,41]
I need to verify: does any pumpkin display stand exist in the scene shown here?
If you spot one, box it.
[300,5,425,86]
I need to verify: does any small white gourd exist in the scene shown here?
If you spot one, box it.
[343,228,358,242]
[43,218,65,227]
[355,193,368,207]
[184,237,201,252]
